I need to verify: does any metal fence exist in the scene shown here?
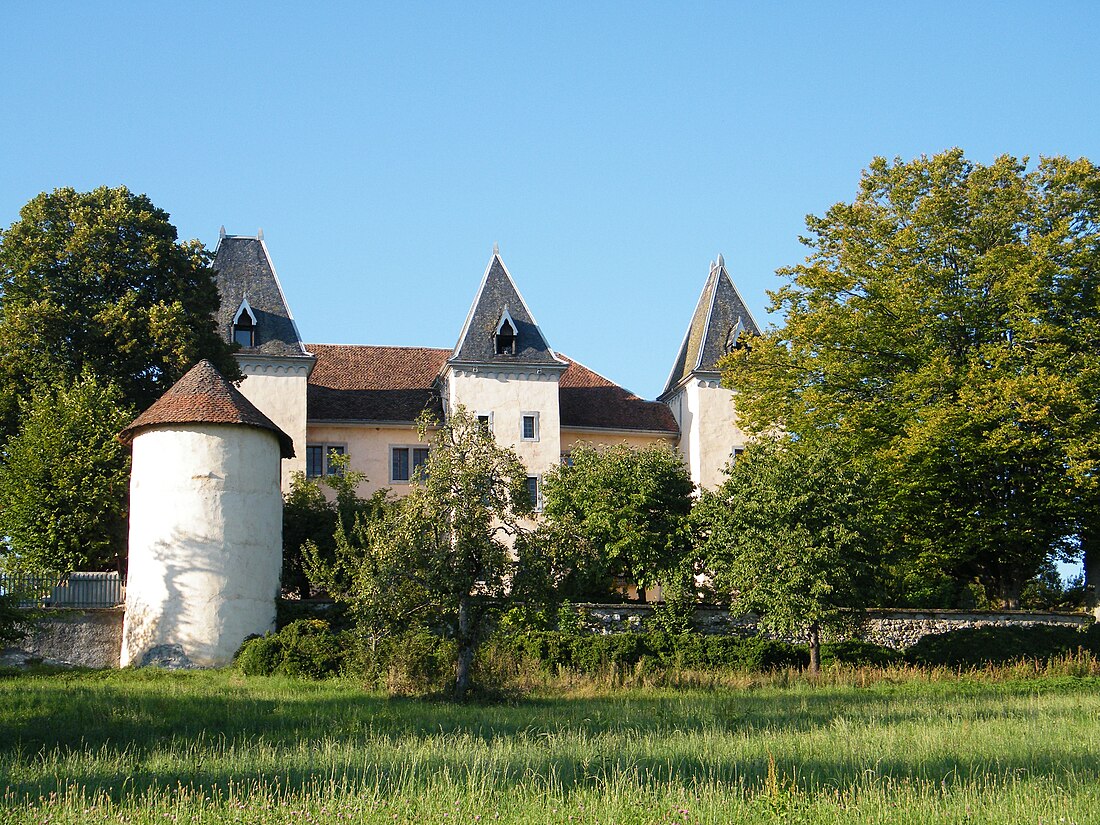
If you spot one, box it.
[0,571,124,608]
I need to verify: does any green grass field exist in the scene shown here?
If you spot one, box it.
[1,666,1098,824]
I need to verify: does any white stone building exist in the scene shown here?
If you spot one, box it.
[211,233,761,499]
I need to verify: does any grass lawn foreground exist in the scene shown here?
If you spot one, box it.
[1,666,1098,824]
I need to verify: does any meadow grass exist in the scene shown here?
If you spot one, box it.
[1,662,1098,824]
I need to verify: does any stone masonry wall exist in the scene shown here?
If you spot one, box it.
[578,604,1092,649]
[11,608,124,668]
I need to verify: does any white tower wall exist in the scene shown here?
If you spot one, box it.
[121,424,283,667]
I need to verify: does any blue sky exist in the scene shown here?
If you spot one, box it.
[2,2,1098,404]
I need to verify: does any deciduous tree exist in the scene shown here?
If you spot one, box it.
[0,186,239,437]
[305,407,535,701]
[537,442,696,604]
[722,151,1100,606]
[699,437,882,673]
[0,373,132,573]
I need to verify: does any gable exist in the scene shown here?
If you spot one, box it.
[662,257,760,397]
[213,235,308,357]
[450,254,565,367]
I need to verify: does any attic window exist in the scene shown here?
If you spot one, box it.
[723,318,745,354]
[232,300,257,348]
[495,309,517,355]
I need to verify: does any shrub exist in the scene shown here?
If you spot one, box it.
[235,634,285,676]
[488,630,809,674]
[235,619,344,678]
[820,640,902,668]
[905,624,1098,668]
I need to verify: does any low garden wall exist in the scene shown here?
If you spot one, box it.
[4,603,1092,668]
[578,604,1092,649]
[8,608,124,668]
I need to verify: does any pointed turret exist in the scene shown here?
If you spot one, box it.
[213,233,309,357]
[449,250,566,368]
[660,254,759,399]
[660,255,759,490]
[210,231,314,490]
[119,359,294,458]
[445,247,566,484]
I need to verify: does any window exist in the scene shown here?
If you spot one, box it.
[306,444,345,477]
[232,300,257,348]
[560,452,574,467]
[495,308,517,355]
[391,446,430,483]
[730,447,745,463]
[521,412,539,441]
[525,476,542,511]
[476,412,494,434]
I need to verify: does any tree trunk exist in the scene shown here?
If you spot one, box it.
[1084,523,1100,617]
[808,622,821,675]
[454,595,474,702]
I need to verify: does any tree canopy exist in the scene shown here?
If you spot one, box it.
[698,436,882,672]
[538,442,696,604]
[721,150,1100,606]
[0,186,241,573]
[305,407,535,700]
[0,373,132,573]
[0,186,239,437]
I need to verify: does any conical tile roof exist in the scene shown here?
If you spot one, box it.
[118,359,294,458]
[661,256,760,398]
[450,252,566,368]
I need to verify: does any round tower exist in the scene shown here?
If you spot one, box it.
[118,360,294,667]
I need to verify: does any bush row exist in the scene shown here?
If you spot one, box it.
[904,623,1100,667]
[237,620,1099,683]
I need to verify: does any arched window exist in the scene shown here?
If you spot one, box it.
[495,308,516,355]
[232,299,257,348]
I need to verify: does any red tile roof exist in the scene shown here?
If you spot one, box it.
[558,357,679,433]
[307,345,449,422]
[306,344,679,434]
[119,360,295,457]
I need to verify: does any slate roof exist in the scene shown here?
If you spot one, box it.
[661,255,760,398]
[559,357,679,434]
[307,345,448,423]
[213,235,310,358]
[450,253,567,367]
[305,344,677,434]
[119,359,295,458]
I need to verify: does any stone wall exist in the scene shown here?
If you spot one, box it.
[577,604,1092,649]
[12,608,124,667]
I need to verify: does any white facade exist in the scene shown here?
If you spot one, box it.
[235,355,312,491]
[446,367,564,479]
[121,424,284,667]
[665,378,750,491]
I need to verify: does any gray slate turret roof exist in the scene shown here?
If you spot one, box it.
[450,252,567,368]
[119,359,295,458]
[213,234,309,358]
[661,255,760,398]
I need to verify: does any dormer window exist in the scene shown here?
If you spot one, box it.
[494,307,517,355]
[232,299,257,348]
[723,318,745,354]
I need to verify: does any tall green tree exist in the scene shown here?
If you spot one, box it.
[537,442,696,604]
[305,407,535,701]
[0,186,239,437]
[0,373,132,573]
[722,151,1100,606]
[699,437,882,672]
[282,455,389,599]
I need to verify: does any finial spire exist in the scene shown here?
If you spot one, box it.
[716,253,725,269]
[492,242,500,256]
[219,225,226,239]
[257,228,264,240]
